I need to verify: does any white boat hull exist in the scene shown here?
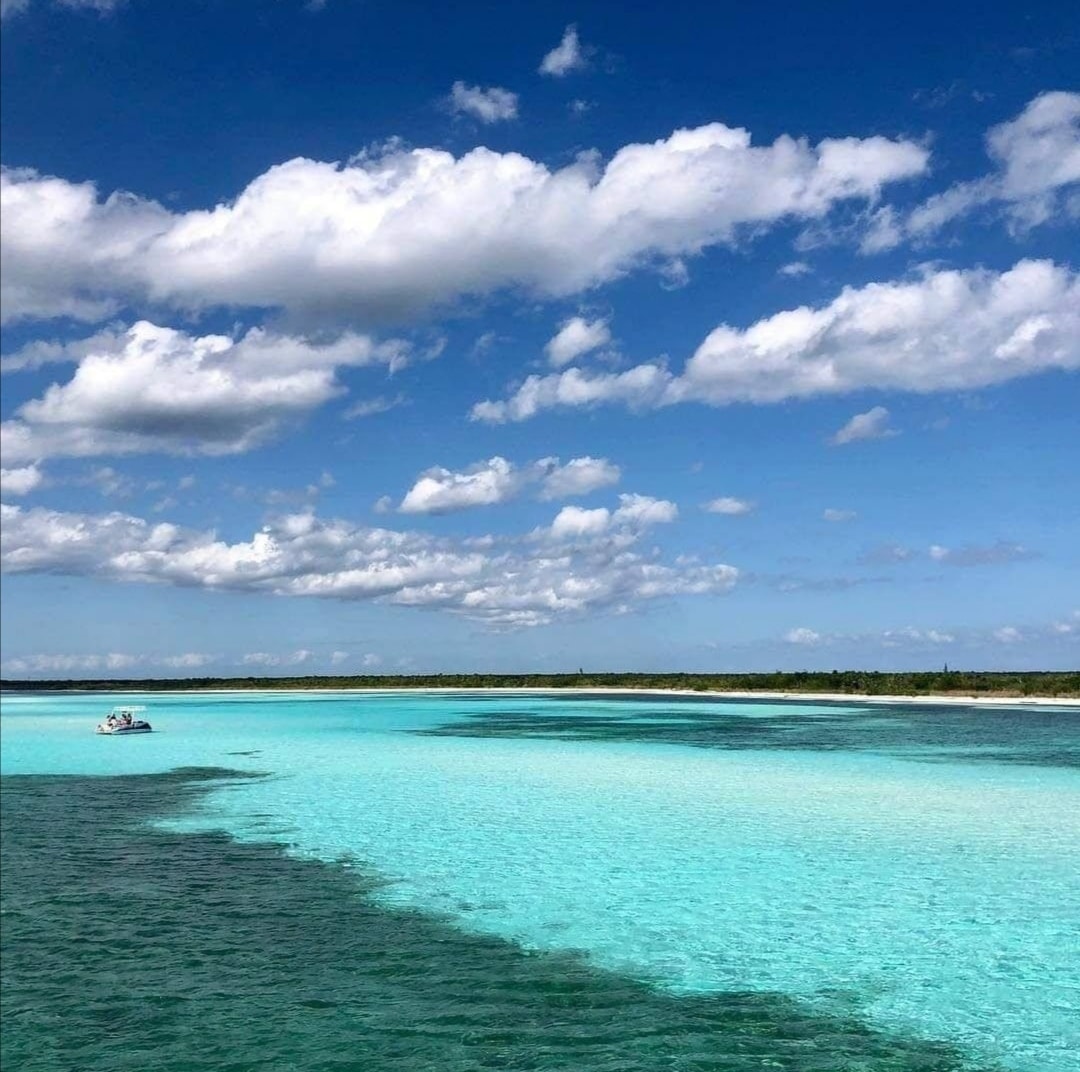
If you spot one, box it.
[96,723,153,735]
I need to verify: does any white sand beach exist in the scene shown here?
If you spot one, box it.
[75,686,1080,707]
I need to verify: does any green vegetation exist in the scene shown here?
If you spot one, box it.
[2,670,1078,697]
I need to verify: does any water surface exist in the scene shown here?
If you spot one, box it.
[2,690,1077,1071]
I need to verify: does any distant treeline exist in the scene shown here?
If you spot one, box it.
[2,670,1078,697]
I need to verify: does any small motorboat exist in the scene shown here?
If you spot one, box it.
[96,706,153,735]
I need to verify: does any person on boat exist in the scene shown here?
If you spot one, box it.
[121,711,133,725]
[105,713,118,727]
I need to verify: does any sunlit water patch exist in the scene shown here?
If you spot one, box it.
[2,690,1078,1071]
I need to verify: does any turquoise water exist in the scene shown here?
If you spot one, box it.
[2,691,1078,1071]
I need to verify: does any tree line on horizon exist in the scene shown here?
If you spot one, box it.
[1,670,1077,696]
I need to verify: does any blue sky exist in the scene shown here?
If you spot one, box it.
[1,0,1078,677]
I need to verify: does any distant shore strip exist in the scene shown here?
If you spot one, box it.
[2,674,1078,707]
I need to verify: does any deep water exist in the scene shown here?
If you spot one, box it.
[2,766,995,1072]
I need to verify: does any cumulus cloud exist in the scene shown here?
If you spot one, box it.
[161,652,216,668]
[545,316,611,366]
[399,457,522,514]
[858,205,905,254]
[880,627,954,647]
[0,324,130,374]
[536,456,620,499]
[549,504,611,540]
[857,541,1035,567]
[784,625,955,649]
[447,82,519,123]
[784,627,822,645]
[472,260,1080,420]
[397,455,619,514]
[471,363,673,423]
[898,92,1080,245]
[545,493,678,541]
[704,496,755,515]
[823,508,856,522]
[539,24,587,77]
[778,260,812,277]
[0,320,405,464]
[0,499,735,628]
[830,406,897,445]
[1,119,928,325]
[243,652,280,667]
[0,465,43,496]
[0,651,140,674]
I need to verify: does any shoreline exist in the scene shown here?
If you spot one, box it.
[5,686,1078,707]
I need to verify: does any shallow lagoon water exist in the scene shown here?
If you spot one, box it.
[2,690,1078,1071]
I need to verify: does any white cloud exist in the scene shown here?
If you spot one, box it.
[778,260,812,277]
[472,363,673,423]
[1,324,129,374]
[539,24,587,77]
[343,394,407,419]
[549,505,611,540]
[0,497,731,628]
[0,650,213,674]
[823,508,856,522]
[544,493,677,543]
[399,456,522,514]
[1050,611,1080,635]
[927,541,1035,567]
[859,205,904,253]
[784,627,822,645]
[447,82,519,123]
[1,121,928,325]
[160,652,216,668]
[1,321,405,464]
[993,626,1022,644]
[906,92,1080,240]
[397,455,619,514]
[0,652,139,674]
[925,630,955,644]
[880,626,955,647]
[361,652,382,668]
[704,496,755,516]
[830,406,897,445]
[657,258,690,290]
[536,456,620,499]
[80,465,137,498]
[857,543,915,565]
[242,652,280,666]
[473,261,1080,420]
[545,316,611,366]
[2,0,125,19]
[0,465,43,496]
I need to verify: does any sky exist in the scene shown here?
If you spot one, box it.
[1,0,1078,678]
